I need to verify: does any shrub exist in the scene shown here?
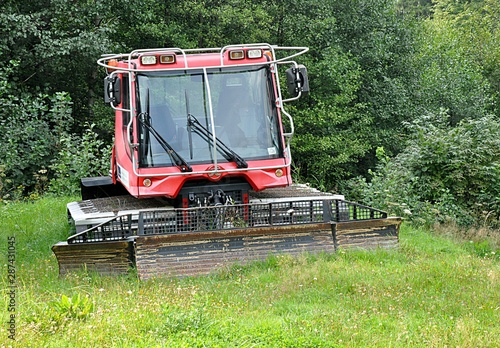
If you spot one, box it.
[48,123,112,197]
[0,70,73,200]
[0,60,113,199]
[349,111,500,228]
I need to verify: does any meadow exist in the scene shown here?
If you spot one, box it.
[1,197,499,347]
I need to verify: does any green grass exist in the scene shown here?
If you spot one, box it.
[1,197,499,347]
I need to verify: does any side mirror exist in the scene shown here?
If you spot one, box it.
[104,76,121,104]
[285,65,309,98]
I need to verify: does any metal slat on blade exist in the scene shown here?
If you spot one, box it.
[135,224,335,279]
[333,218,401,250]
[52,240,134,276]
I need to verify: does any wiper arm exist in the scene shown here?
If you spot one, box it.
[185,90,194,160]
[187,114,248,169]
[138,113,192,172]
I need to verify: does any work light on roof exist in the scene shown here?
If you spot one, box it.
[140,55,157,65]
[229,50,245,60]
[160,54,176,64]
[247,49,263,59]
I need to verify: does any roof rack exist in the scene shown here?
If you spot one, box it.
[97,43,308,72]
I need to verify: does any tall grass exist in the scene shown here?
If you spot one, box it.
[1,197,499,347]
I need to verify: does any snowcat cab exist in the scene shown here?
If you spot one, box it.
[92,44,310,208]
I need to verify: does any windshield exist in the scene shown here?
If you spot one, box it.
[136,65,282,168]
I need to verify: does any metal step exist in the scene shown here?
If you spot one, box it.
[68,195,174,232]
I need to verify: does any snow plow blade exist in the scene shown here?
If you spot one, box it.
[134,223,335,279]
[52,198,401,279]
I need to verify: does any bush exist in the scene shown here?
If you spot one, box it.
[48,123,112,197]
[0,67,73,200]
[0,59,113,200]
[349,111,500,228]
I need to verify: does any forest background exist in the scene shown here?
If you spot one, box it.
[1,0,499,229]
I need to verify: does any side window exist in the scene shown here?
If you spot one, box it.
[120,75,132,159]
[122,75,130,127]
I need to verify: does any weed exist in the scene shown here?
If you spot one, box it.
[50,294,94,322]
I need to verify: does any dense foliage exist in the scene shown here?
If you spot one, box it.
[349,112,500,228]
[1,0,498,227]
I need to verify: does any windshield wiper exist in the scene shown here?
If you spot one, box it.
[138,114,192,172]
[185,90,194,160]
[187,114,248,169]
[138,88,191,172]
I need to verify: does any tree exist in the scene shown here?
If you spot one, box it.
[0,0,119,197]
[263,0,420,189]
[1,0,118,125]
[2,0,497,210]
[396,0,434,18]
[432,0,500,116]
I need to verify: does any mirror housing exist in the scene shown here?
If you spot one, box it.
[285,65,309,98]
[104,76,121,104]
